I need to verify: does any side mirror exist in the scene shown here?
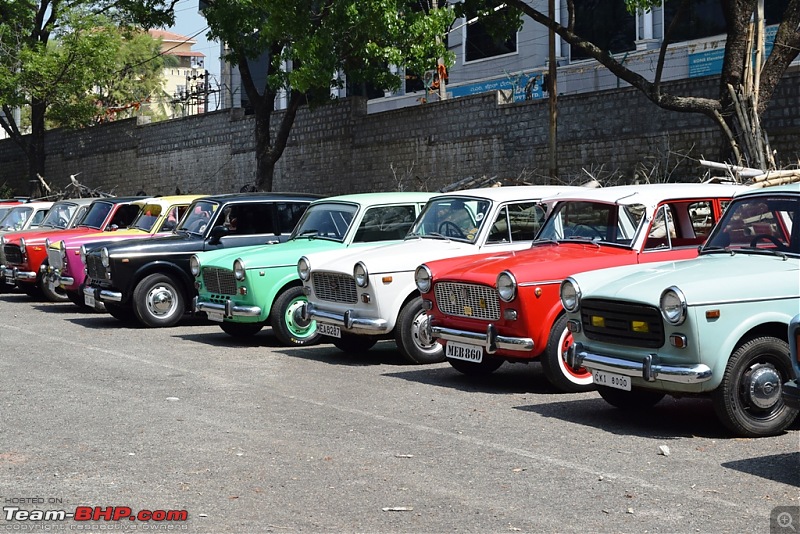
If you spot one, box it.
[208,225,229,245]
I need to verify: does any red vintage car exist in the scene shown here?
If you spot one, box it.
[1,196,145,300]
[415,183,746,392]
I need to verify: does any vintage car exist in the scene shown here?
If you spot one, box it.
[561,184,799,437]
[192,192,436,345]
[298,185,579,364]
[0,201,53,234]
[1,196,145,299]
[44,195,204,307]
[0,198,95,292]
[83,192,321,328]
[782,314,800,410]
[416,182,745,392]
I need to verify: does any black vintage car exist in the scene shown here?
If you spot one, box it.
[83,192,322,327]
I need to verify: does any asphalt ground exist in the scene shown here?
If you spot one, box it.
[0,290,798,534]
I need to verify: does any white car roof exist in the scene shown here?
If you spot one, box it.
[545,182,748,206]
[433,185,581,202]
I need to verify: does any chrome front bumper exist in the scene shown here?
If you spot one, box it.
[431,324,534,354]
[567,342,712,384]
[193,297,262,318]
[301,302,389,333]
[83,285,123,303]
[3,266,36,282]
[45,268,75,288]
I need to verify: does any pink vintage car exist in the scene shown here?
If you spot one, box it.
[415,182,746,392]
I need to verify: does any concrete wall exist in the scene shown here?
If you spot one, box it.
[1,72,798,197]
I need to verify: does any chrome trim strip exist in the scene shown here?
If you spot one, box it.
[195,298,262,318]
[303,302,389,332]
[431,325,534,353]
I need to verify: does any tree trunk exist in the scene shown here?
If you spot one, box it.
[28,98,47,197]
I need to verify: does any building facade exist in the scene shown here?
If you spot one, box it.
[148,30,208,119]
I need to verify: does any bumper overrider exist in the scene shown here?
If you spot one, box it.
[193,296,262,318]
[3,266,37,283]
[430,323,534,354]
[83,285,123,303]
[45,266,75,288]
[566,341,713,384]
[300,302,389,332]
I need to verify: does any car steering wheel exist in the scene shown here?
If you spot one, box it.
[438,221,465,238]
[749,234,786,250]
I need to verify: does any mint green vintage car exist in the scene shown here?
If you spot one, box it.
[192,192,435,345]
[560,184,800,437]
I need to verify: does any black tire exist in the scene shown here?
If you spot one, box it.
[711,336,798,437]
[270,286,320,346]
[0,278,13,293]
[448,355,504,376]
[19,281,42,298]
[132,273,185,328]
[105,303,137,323]
[394,296,444,364]
[66,290,90,309]
[540,314,594,393]
[597,385,665,411]
[332,333,379,353]
[220,321,264,338]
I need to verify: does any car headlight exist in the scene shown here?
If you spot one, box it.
[45,238,50,248]
[19,238,26,254]
[80,245,87,265]
[560,277,581,312]
[496,270,517,302]
[233,258,246,281]
[415,265,432,293]
[189,255,200,277]
[660,286,687,325]
[354,262,369,288]
[297,256,311,281]
[100,247,109,268]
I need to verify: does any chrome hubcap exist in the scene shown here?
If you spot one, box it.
[147,286,175,316]
[744,363,782,410]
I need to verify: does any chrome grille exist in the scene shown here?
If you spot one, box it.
[85,255,106,281]
[312,272,357,303]
[3,245,22,265]
[580,298,664,349]
[435,282,500,320]
[47,246,65,271]
[202,267,237,296]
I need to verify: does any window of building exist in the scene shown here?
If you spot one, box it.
[663,0,726,42]
[571,0,635,60]
[464,1,517,62]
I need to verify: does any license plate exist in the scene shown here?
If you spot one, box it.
[84,293,95,307]
[446,341,483,363]
[5,275,13,285]
[206,310,224,323]
[317,323,341,338]
[593,369,631,391]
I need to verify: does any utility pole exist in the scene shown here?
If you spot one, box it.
[547,0,558,182]
[433,0,447,101]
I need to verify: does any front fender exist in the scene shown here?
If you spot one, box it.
[130,260,195,304]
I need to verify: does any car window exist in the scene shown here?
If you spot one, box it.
[276,202,309,234]
[706,195,797,252]
[538,201,645,244]
[487,201,546,243]
[179,200,219,234]
[30,209,48,227]
[131,204,164,231]
[220,203,278,235]
[109,204,142,229]
[354,204,417,242]
[80,202,114,229]
[411,197,491,242]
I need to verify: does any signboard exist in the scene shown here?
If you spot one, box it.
[448,73,545,101]
[689,24,779,78]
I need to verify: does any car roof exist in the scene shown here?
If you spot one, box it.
[430,185,580,202]
[7,201,53,209]
[310,192,435,204]
[195,192,323,203]
[735,183,800,197]
[139,195,207,207]
[52,198,99,207]
[545,182,748,206]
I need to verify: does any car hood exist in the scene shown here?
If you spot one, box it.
[316,237,481,275]
[3,226,106,246]
[427,242,633,286]
[199,238,340,270]
[94,232,199,256]
[60,229,151,249]
[576,254,800,305]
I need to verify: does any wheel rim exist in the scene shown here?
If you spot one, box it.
[557,327,593,384]
[411,310,439,354]
[284,296,315,339]
[740,362,783,411]
[146,283,178,318]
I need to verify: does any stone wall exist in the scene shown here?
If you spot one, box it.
[1,72,798,197]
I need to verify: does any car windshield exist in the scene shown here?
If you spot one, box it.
[78,201,113,229]
[702,194,798,256]
[177,200,220,235]
[408,197,491,243]
[130,203,164,232]
[290,202,358,242]
[0,206,33,231]
[535,200,645,246]
[39,203,77,228]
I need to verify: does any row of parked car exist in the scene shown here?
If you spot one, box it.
[1,182,798,438]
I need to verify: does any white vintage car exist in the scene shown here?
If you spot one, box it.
[298,185,579,363]
[561,183,800,437]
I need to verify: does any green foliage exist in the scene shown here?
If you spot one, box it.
[624,0,664,14]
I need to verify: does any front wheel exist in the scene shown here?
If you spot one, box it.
[597,386,665,411]
[331,333,379,353]
[448,355,504,376]
[39,271,69,303]
[394,297,444,364]
[132,273,186,328]
[540,314,594,392]
[711,336,798,437]
[270,286,320,346]
[220,321,264,338]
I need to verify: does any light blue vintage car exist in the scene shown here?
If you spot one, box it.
[560,184,800,437]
